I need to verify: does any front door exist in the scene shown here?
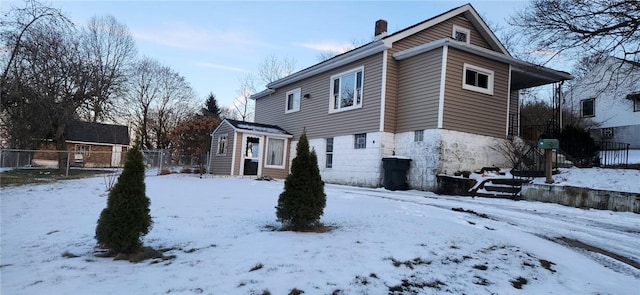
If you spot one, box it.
[243,137,260,175]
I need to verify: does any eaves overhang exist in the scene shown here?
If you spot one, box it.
[251,40,390,97]
[393,38,573,90]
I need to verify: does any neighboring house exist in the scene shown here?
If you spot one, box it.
[208,119,292,179]
[212,4,572,190]
[33,121,130,167]
[565,57,640,148]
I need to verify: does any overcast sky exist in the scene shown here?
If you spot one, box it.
[3,0,550,110]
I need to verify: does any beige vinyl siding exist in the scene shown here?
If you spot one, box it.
[393,15,492,52]
[210,124,235,175]
[255,53,383,139]
[395,48,443,132]
[442,48,509,138]
[261,141,290,179]
[383,14,494,133]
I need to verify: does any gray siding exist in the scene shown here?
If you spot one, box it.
[210,123,235,175]
[442,48,510,138]
[395,49,443,132]
[255,53,383,139]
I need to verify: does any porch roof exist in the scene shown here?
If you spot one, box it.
[223,119,292,137]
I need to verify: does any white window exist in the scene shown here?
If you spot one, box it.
[602,128,614,138]
[75,144,90,156]
[414,130,424,142]
[326,138,333,168]
[462,63,494,95]
[285,88,301,113]
[330,67,364,113]
[634,98,640,112]
[265,138,286,168]
[354,133,366,149]
[452,25,470,43]
[216,135,227,155]
[581,98,595,117]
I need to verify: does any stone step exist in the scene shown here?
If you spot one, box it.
[488,178,529,186]
[475,189,517,199]
[483,184,521,194]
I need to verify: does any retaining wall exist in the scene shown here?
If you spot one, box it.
[521,184,640,213]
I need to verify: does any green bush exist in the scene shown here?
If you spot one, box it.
[276,130,326,230]
[95,145,152,254]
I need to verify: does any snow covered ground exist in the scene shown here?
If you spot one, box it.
[1,174,639,294]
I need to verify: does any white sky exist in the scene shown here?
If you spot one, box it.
[1,0,556,111]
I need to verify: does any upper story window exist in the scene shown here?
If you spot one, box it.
[462,63,494,95]
[216,135,227,155]
[330,67,364,113]
[452,25,470,43]
[581,98,595,117]
[285,88,301,113]
[354,133,367,149]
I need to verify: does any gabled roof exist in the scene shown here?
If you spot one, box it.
[251,3,510,98]
[65,121,130,145]
[212,119,292,137]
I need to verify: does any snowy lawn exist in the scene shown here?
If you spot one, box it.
[1,174,639,294]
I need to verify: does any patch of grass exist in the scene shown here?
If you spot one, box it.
[158,168,172,175]
[510,276,528,289]
[61,251,79,258]
[1,168,112,187]
[249,263,264,272]
[278,223,336,233]
[288,288,304,295]
[472,264,488,271]
[473,276,490,286]
[369,273,378,279]
[386,257,431,269]
[47,230,60,235]
[353,275,369,285]
[523,261,535,268]
[539,259,556,273]
[389,278,446,293]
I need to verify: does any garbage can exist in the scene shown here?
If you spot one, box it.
[382,157,412,190]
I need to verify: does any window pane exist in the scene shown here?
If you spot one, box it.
[634,98,639,112]
[287,93,294,110]
[414,130,423,142]
[354,133,366,149]
[326,154,333,168]
[582,99,594,116]
[267,138,285,166]
[326,138,333,153]
[455,31,467,42]
[356,71,362,105]
[340,73,355,108]
[477,73,488,88]
[465,69,476,86]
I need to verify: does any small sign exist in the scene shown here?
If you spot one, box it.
[538,139,559,150]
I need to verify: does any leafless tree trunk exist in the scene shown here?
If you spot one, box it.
[256,54,296,85]
[234,74,256,122]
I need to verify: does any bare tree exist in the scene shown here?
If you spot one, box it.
[256,54,296,85]
[234,73,256,122]
[125,57,197,149]
[510,0,639,64]
[78,15,137,122]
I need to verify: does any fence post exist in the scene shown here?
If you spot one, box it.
[158,150,163,175]
[66,151,70,177]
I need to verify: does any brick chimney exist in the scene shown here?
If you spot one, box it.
[375,19,387,39]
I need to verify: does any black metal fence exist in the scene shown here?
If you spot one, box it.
[596,141,630,167]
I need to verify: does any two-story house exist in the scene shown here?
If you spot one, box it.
[565,56,640,149]
[209,4,572,190]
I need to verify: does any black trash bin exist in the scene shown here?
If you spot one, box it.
[382,157,412,190]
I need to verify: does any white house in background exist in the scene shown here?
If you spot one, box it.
[565,57,640,148]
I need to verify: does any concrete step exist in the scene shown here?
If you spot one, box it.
[488,178,529,186]
[483,184,521,194]
[475,189,517,199]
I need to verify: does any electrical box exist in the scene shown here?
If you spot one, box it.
[538,139,559,150]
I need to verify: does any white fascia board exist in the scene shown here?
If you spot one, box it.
[66,140,117,147]
[384,4,472,44]
[249,89,275,100]
[463,8,510,56]
[265,40,390,90]
[437,46,448,129]
[235,129,293,139]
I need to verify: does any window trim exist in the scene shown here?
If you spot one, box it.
[354,133,367,149]
[329,66,365,114]
[414,130,424,142]
[452,25,470,44]
[264,137,287,169]
[462,63,494,95]
[285,88,301,114]
[75,144,91,156]
[581,98,595,117]
[602,127,614,139]
[216,134,228,156]
[325,138,333,169]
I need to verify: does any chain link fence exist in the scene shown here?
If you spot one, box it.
[1,148,211,177]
